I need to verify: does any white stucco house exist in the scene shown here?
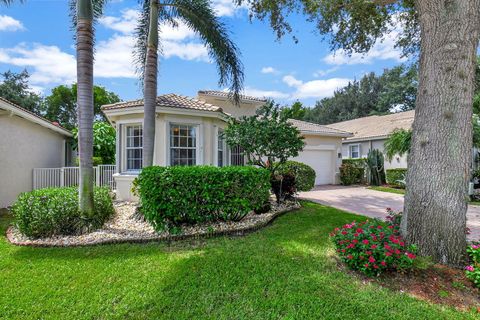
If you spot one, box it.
[328,110,415,169]
[0,97,73,208]
[102,90,352,201]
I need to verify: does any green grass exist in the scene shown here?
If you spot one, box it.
[368,186,406,195]
[0,202,476,319]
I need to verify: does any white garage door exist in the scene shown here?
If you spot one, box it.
[293,150,334,185]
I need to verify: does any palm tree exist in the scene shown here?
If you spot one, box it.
[135,0,244,167]
[73,0,106,217]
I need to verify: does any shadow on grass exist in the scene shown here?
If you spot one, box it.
[0,202,475,319]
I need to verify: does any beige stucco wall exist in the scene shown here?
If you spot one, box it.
[342,139,408,169]
[110,111,345,201]
[197,94,263,119]
[0,114,68,208]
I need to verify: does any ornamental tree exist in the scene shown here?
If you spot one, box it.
[72,121,116,164]
[223,102,305,202]
[238,0,480,266]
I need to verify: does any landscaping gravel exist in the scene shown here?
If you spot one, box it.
[7,200,300,247]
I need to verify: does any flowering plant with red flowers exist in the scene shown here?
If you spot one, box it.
[330,209,417,276]
[465,243,480,287]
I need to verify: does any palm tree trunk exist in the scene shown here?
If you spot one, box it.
[401,0,480,266]
[76,0,95,216]
[142,0,159,168]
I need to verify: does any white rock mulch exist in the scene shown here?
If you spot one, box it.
[7,200,300,247]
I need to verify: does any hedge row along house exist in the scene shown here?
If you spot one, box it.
[102,90,352,201]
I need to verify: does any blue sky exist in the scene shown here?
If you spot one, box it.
[0,0,406,106]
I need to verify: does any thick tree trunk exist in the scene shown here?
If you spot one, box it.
[76,0,94,217]
[402,0,480,266]
[142,0,159,168]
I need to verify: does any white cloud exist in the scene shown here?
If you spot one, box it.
[0,43,76,85]
[95,34,137,78]
[98,9,139,34]
[313,67,339,77]
[0,15,24,32]
[282,75,351,99]
[261,66,278,74]
[211,0,247,17]
[98,9,209,66]
[282,75,303,87]
[323,23,406,65]
[242,86,289,99]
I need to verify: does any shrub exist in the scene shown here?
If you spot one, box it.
[277,161,316,191]
[271,172,296,203]
[386,168,407,188]
[12,187,114,238]
[339,163,364,185]
[342,158,366,167]
[75,156,103,166]
[135,166,271,231]
[465,244,480,287]
[330,209,416,276]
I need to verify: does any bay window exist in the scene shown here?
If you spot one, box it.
[170,124,197,166]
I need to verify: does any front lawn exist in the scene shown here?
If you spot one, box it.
[0,202,477,319]
[368,186,406,195]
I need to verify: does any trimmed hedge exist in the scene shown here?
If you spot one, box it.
[339,163,364,185]
[342,158,367,167]
[135,166,271,231]
[277,161,316,191]
[12,187,114,238]
[386,168,407,188]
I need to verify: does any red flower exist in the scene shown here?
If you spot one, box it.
[352,239,358,244]
[381,261,387,266]
[385,251,392,256]
[377,225,383,229]
[406,252,416,259]
[366,251,373,255]
[371,244,378,249]
[341,231,348,235]
[362,239,369,245]
[354,233,359,237]
[347,254,353,259]
[356,228,364,233]
[364,263,370,268]
[373,264,379,269]
[368,256,376,263]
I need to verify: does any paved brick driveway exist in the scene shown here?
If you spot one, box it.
[299,185,480,241]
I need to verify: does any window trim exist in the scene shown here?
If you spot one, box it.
[349,144,360,159]
[123,123,143,172]
[168,122,200,166]
[214,126,227,167]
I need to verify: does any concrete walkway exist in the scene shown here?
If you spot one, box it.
[299,185,480,241]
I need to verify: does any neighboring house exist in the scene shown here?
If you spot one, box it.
[0,97,73,208]
[102,90,352,201]
[328,110,415,169]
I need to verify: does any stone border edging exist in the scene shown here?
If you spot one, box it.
[6,204,301,248]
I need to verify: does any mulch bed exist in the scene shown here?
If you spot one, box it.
[337,258,480,312]
[6,200,300,247]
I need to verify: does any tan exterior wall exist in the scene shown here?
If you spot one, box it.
[0,114,68,208]
[111,111,345,201]
[342,139,408,169]
[197,94,263,119]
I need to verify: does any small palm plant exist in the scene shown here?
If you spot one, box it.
[135,0,244,167]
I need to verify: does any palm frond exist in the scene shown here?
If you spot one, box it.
[166,0,244,104]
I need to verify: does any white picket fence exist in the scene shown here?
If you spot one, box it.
[33,165,116,190]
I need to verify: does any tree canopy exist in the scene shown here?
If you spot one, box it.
[43,84,120,130]
[0,70,43,114]
[303,64,417,125]
[223,102,305,174]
